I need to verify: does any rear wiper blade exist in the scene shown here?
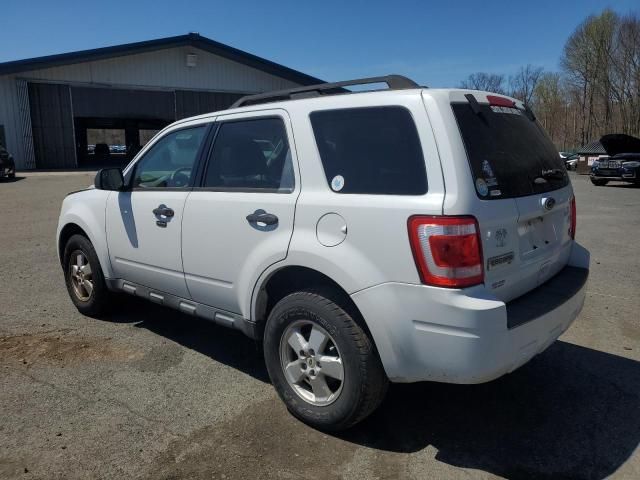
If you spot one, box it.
[532,169,565,185]
[539,168,565,179]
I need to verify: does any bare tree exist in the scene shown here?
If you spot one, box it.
[509,64,544,104]
[561,10,619,145]
[609,12,640,135]
[457,8,640,151]
[532,72,565,143]
[459,72,506,94]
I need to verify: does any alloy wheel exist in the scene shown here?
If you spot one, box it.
[69,250,94,301]
[279,320,344,406]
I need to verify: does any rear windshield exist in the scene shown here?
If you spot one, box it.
[310,106,427,195]
[452,102,568,199]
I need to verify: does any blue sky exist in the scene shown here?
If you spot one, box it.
[1,0,637,87]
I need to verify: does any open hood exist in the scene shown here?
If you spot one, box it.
[600,134,640,156]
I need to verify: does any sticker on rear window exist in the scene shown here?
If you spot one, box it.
[482,160,498,186]
[490,106,523,115]
[475,178,489,196]
[331,175,345,192]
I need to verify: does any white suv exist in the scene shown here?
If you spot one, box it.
[57,75,590,430]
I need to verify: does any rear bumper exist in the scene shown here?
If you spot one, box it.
[591,175,637,181]
[591,170,638,181]
[351,243,590,383]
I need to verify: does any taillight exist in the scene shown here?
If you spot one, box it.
[569,195,576,239]
[408,216,484,288]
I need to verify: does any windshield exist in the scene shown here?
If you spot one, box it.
[452,102,569,199]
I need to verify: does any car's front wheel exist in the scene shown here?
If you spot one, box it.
[63,234,111,316]
[591,178,608,186]
[264,289,388,431]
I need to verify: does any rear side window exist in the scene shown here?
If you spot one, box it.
[452,102,569,199]
[203,117,294,192]
[310,106,427,195]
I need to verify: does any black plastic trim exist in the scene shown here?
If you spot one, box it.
[506,266,588,329]
[464,94,483,116]
[191,187,294,194]
[231,75,422,108]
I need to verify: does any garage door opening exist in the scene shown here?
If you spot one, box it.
[87,128,126,164]
[75,118,169,168]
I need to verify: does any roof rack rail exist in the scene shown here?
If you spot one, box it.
[231,74,422,108]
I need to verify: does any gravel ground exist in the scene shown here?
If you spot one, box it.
[0,172,638,480]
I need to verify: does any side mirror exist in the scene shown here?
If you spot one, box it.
[95,168,125,191]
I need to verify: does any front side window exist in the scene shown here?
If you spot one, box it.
[203,117,294,192]
[310,106,427,195]
[133,125,207,188]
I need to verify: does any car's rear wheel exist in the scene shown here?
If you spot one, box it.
[63,234,111,316]
[264,288,388,431]
[591,178,608,186]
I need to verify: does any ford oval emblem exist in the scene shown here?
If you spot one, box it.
[543,197,556,211]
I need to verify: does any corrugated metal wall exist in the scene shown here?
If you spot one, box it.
[28,83,76,169]
[0,77,21,165]
[0,45,304,169]
[14,46,300,94]
[72,86,175,120]
[16,80,35,168]
[175,90,244,119]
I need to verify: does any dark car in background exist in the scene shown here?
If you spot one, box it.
[560,152,579,170]
[591,134,640,186]
[591,153,640,186]
[0,145,16,180]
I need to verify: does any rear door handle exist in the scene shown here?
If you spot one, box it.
[246,210,278,226]
[153,205,174,218]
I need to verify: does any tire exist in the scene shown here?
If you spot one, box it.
[591,178,608,186]
[63,234,111,317]
[264,288,388,431]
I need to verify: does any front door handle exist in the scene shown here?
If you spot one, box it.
[246,210,278,226]
[153,205,174,218]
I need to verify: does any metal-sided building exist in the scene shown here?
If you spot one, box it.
[0,33,321,170]
[575,140,608,174]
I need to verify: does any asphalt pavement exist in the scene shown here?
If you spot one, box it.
[0,172,638,479]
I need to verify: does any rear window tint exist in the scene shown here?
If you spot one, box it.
[452,102,569,199]
[310,106,427,195]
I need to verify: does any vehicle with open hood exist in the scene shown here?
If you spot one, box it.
[591,134,640,186]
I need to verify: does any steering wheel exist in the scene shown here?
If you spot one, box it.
[170,167,192,188]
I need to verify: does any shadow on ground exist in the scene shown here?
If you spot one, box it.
[102,295,269,382]
[601,182,640,188]
[104,296,639,479]
[343,341,640,479]
[0,176,26,182]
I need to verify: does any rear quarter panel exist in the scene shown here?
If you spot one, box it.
[249,90,445,318]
